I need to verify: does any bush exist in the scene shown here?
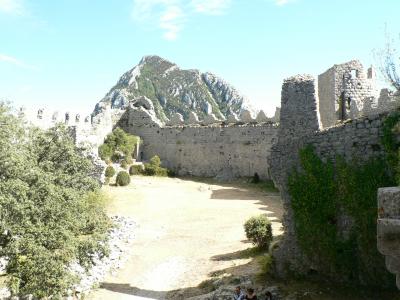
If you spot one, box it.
[126,156,134,164]
[244,215,273,249]
[142,155,168,177]
[98,144,113,160]
[104,177,110,185]
[143,163,168,177]
[251,172,260,183]
[116,171,131,186]
[111,151,124,162]
[104,166,115,178]
[150,155,161,167]
[129,164,143,175]
[143,163,157,176]
[120,160,128,169]
[167,169,176,177]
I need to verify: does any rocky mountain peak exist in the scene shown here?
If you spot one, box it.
[93,56,257,123]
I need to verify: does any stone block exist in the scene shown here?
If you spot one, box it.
[377,218,400,256]
[378,187,400,219]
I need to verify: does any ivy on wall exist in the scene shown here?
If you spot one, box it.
[381,110,400,183]
[288,139,397,287]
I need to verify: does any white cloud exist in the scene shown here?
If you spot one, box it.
[0,0,25,15]
[192,0,231,15]
[160,5,184,40]
[132,0,185,41]
[132,0,231,40]
[0,53,37,69]
[274,0,295,6]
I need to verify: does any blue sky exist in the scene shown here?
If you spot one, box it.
[0,0,399,116]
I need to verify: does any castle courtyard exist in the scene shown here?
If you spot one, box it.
[89,176,283,300]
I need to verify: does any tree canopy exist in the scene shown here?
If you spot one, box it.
[0,104,111,298]
[98,127,140,161]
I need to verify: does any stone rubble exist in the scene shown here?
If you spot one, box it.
[184,276,283,300]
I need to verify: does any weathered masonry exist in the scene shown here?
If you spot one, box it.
[269,74,389,277]
[117,104,278,179]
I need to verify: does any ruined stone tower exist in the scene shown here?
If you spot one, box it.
[318,60,378,128]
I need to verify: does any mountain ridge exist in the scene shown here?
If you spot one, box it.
[93,55,258,122]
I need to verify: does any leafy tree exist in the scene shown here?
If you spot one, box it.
[0,104,111,298]
[99,128,139,160]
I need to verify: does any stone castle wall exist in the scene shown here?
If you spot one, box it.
[127,123,277,179]
[117,104,278,179]
[269,73,389,276]
[377,187,400,289]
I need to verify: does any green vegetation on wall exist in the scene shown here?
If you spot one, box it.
[288,144,396,287]
[381,110,400,183]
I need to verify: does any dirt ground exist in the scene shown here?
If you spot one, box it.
[89,176,282,300]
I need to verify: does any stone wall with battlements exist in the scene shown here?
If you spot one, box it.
[18,106,113,150]
[269,73,390,277]
[117,103,278,179]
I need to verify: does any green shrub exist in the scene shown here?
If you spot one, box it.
[0,105,110,298]
[167,169,176,177]
[142,155,168,177]
[111,151,124,162]
[125,156,134,164]
[143,163,168,177]
[157,167,168,177]
[251,172,260,183]
[104,166,115,178]
[244,215,273,249]
[150,155,161,167]
[143,163,157,176]
[98,144,113,160]
[104,177,110,185]
[120,160,128,169]
[116,171,130,186]
[129,164,143,175]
